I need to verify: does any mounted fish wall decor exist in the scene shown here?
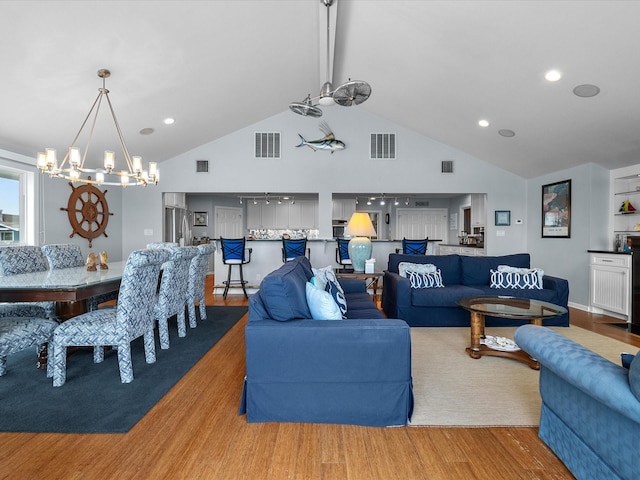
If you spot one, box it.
[296,121,345,153]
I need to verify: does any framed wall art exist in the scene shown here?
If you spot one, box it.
[542,179,571,238]
[193,211,208,227]
[495,210,511,226]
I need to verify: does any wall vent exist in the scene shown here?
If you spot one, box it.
[415,201,430,207]
[255,132,281,158]
[441,160,454,174]
[370,133,396,159]
[195,160,209,173]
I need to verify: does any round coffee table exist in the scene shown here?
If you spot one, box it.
[458,296,568,370]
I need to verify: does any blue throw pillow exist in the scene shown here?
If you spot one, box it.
[325,280,348,318]
[621,352,635,369]
[407,269,444,288]
[629,352,640,402]
[305,282,342,320]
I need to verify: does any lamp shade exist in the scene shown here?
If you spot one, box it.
[345,212,377,237]
[345,212,376,273]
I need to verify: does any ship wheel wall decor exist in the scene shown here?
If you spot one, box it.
[61,182,113,247]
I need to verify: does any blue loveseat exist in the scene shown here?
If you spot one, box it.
[382,253,569,327]
[239,256,413,427]
[514,325,640,480]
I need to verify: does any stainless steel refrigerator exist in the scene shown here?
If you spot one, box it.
[164,207,193,246]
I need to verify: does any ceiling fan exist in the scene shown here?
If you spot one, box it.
[289,0,371,118]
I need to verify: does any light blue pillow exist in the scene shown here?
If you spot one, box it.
[407,269,444,289]
[305,282,342,320]
[490,269,543,289]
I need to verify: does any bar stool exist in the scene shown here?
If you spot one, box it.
[220,237,252,299]
[335,238,352,272]
[395,237,428,255]
[282,238,310,262]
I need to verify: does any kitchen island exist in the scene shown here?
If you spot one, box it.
[212,238,440,295]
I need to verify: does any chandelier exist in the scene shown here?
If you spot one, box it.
[37,69,159,187]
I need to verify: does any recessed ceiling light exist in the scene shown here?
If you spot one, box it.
[573,84,600,98]
[544,70,562,82]
[478,119,490,127]
[163,117,175,125]
[498,129,516,138]
[139,127,154,135]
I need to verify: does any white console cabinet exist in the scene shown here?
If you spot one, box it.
[589,252,631,317]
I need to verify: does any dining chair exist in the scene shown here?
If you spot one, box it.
[154,246,199,349]
[335,238,352,272]
[41,243,118,310]
[0,316,58,376]
[186,243,216,327]
[50,248,170,386]
[0,246,56,320]
[395,238,429,255]
[281,238,310,263]
[220,237,252,299]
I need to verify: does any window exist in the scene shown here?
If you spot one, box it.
[0,155,37,245]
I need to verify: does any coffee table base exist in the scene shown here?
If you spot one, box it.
[466,311,541,370]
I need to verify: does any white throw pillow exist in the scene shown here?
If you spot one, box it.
[398,262,437,278]
[407,269,444,288]
[311,265,334,290]
[490,269,543,289]
[305,282,342,320]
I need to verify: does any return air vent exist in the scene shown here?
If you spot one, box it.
[441,160,454,174]
[415,201,430,207]
[195,160,209,173]
[370,133,396,159]
[255,132,281,159]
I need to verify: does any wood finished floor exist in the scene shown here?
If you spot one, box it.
[1,276,638,480]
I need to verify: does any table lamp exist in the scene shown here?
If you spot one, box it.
[345,212,377,273]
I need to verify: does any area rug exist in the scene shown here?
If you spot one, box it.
[0,306,247,433]
[409,325,634,427]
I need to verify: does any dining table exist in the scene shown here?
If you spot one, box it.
[0,261,126,368]
[0,261,126,321]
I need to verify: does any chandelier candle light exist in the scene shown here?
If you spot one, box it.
[37,69,159,187]
[345,212,377,273]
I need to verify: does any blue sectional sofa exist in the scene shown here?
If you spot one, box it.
[382,253,569,327]
[239,256,414,427]
[514,325,640,480]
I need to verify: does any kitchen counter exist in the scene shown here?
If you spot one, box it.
[587,249,631,255]
[439,243,485,248]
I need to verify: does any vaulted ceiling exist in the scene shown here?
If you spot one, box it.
[1,1,639,179]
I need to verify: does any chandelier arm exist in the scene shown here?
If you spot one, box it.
[80,93,104,170]
[103,91,134,173]
[60,91,103,170]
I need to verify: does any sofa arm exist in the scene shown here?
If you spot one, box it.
[514,325,640,423]
[381,271,412,317]
[542,274,569,305]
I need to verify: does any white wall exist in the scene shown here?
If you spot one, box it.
[18,107,610,309]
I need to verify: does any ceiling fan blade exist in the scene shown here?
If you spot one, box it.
[333,80,372,107]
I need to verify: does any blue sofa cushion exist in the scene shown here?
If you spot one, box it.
[305,282,342,320]
[474,286,556,303]
[461,253,530,286]
[259,259,312,321]
[411,285,484,308]
[629,353,640,402]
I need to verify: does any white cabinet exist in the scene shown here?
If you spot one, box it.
[332,199,356,221]
[589,252,631,316]
[471,194,486,227]
[164,192,187,208]
[247,201,317,229]
[438,245,485,256]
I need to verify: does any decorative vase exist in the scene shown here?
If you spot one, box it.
[348,237,372,273]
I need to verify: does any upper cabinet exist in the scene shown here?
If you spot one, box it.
[247,201,317,229]
[613,174,640,236]
[164,192,187,209]
[332,199,356,221]
[471,194,486,227]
